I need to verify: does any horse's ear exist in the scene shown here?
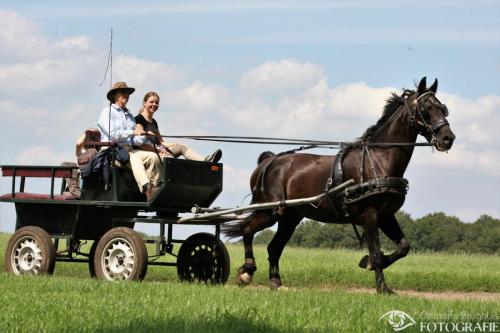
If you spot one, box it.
[417,77,427,95]
[429,78,438,93]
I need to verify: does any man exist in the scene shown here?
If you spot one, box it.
[97,81,161,200]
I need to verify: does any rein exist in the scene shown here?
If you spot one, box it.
[158,134,432,148]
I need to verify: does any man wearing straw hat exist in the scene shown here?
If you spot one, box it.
[97,81,161,200]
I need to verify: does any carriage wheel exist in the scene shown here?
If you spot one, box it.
[94,227,148,282]
[88,240,98,278]
[5,226,56,275]
[177,232,230,284]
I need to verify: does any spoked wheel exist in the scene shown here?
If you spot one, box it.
[5,226,56,275]
[177,232,230,284]
[94,227,148,282]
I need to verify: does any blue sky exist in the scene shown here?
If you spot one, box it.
[0,1,499,234]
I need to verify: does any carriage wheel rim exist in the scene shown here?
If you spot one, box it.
[185,243,217,282]
[11,236,44,275]
[101,238,135,281]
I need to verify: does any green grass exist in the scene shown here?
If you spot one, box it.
[227,244,500,292]
[1,232,499,332]
[0,274,499,333]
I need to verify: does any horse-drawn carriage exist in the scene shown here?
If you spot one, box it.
[0,146,232,283]
[1,77,455,294]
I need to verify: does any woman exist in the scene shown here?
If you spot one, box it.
[134,92,222,162]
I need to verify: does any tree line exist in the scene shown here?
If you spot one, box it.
[253,212,500,254]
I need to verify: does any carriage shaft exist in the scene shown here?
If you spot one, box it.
[178,179,354,223]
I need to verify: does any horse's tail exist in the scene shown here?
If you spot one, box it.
[221,213,255,239]
[222,151,276,239]
[257,151,275,164]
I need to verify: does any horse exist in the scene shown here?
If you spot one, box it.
[222,77,455,294]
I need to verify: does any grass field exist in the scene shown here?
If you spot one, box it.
[1,232,499,332]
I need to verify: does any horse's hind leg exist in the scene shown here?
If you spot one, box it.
[267,210,302,290]
[362,208,394,294]
[359,214,410,270]
[237,212,275,285]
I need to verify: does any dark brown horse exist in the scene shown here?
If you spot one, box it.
[222,77,455,293]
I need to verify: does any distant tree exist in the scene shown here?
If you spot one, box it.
[247,211,500,254]
[254,229,276,245]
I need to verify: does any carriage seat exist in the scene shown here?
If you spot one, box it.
[0,166,79,201]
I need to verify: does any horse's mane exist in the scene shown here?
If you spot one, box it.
[351,89,415,146]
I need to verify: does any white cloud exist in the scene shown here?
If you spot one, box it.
[221,78,394,139]
[55,36,93,51]
[0,10,98,63]
[0,57,100,94]
[327,82,393,118]
[160,81,229,112]
[0,10,48,62]
[413,143,500,176]
[222,164,252,193]
[440,93,500,145]
[240,58,324,94]
[113,55,182,91]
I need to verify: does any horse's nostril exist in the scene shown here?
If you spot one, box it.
[442,135,455,146]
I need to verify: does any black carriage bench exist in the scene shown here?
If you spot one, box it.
[0,158,230,284]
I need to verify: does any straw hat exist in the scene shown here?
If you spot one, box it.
[106,81,135,101]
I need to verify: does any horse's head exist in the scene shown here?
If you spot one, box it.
[409,77,455,151]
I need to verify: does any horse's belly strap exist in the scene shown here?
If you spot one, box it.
[342,177,409,204]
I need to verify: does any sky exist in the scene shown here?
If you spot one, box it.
[0,1,499,236]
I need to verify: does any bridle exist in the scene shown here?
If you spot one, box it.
[408,91,449,145]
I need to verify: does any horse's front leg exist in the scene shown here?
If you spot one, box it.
[267,211,301,290]
[359,214,410,270]
[361,209,395,294]
[378,214,410,268]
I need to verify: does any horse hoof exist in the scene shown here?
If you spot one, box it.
[358,255,373,270]
[237,272,252,286]
[269,278,281,290]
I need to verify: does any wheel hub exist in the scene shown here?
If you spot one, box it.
[102,239,135,281]
[12,238,43,274]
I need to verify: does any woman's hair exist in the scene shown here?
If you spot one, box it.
[138,91,160,114]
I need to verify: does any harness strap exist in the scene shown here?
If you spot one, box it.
[329,150,350,220]
[258,144,318,195]
[257,155,279,194]
[360,146,365,184]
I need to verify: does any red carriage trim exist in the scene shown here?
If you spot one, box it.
[0,192,77,200]
[2,167,74,178]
